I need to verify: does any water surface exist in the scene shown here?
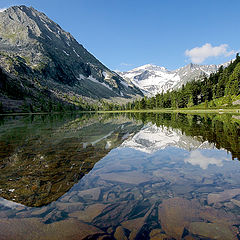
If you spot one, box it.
[0,113,239,240]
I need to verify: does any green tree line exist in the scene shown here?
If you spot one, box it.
[122,53,240,110]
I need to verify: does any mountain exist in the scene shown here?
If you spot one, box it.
[0,6,143,112]
[121,123,215,154]
[118,62,231,96]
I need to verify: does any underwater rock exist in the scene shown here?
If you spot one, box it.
[68,203,107,222]
[208,188,240,205]
[114,226,128,240]
[188,222,237,240]
[0,218,104,239]
[158,197,200,239]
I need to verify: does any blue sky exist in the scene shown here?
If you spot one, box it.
[0,0,239,71]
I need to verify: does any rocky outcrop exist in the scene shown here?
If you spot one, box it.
[0,6,143,112]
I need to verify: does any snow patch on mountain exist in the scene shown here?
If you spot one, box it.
[119,61,231,96]
[87,75,113,91]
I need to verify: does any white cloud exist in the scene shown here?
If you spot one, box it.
[0,8,7,12]
[184,150,229,169]
[185,43,235,64]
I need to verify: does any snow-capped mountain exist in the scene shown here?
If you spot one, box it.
[121,124,215,154]
[118,64,180,95]
[118,62,231,96]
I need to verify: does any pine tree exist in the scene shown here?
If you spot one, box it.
[140,98,146,109]
[48,101,53,112]
[57,103,64,112]
[226,95,232,106]
[204,100,208,109]
[187,95,194,108]
[0,102,3,113]
[210,100,216,108]
[29,103,34,113]
[226,62,240,96]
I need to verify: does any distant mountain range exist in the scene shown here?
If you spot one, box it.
[0,6,142,112]
[118,61,231,96]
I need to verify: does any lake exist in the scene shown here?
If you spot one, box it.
[0,112,239,240]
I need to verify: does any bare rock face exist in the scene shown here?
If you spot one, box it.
[0,6,143,111]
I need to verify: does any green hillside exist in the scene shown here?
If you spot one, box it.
[121,53,240,111]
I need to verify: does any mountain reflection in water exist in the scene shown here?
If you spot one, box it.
[0,112,239,240]
[0,113,143,206]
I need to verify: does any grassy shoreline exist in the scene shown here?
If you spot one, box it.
[0,107,240,116]
[0,110,94,116]
[97,108,240,114]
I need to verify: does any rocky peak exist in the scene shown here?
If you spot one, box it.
[0,5,143,110]
[119,61,231,96]
[0,5,73,50]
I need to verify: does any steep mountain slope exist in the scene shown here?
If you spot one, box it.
[119,62,230,96]
[0,6,142,112]
[172,62,230,89]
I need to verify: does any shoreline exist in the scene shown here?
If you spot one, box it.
[0,108,240,116]
[0,111,94,116]
[97,108,240,114]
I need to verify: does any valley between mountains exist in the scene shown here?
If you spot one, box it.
[0,5,239,113]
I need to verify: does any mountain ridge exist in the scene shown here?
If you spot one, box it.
[0,5,143,112]
[118,61,231,96]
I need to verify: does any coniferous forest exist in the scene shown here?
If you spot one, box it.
[104,53,240,111]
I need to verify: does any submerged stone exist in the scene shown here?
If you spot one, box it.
[208,188,240,205]
[188,222,237,240]
[68,203,107,222]
[158,197,201,239]
[114,226,128,240]
[0,218,104,240]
